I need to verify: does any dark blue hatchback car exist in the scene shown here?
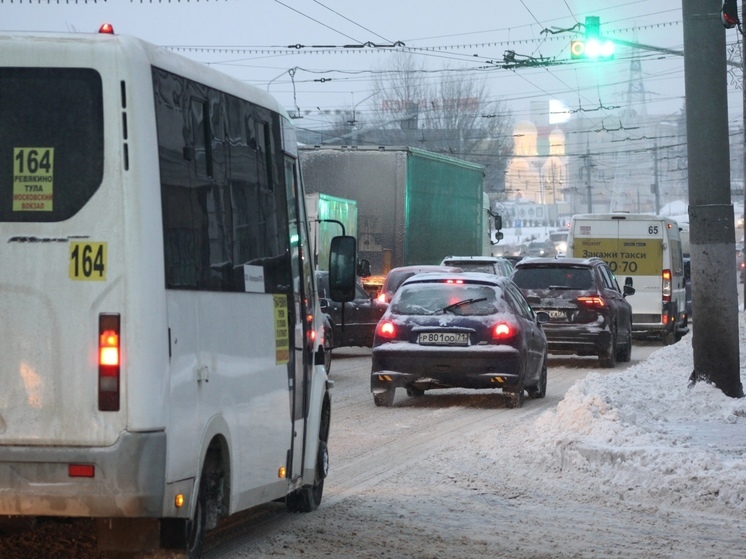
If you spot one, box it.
[370,273,548,408]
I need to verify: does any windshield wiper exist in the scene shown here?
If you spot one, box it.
[441,297,487,313]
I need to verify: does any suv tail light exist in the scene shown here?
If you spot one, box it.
[576,296,605,308]
[99,313,121,412]
[662,269,672,302]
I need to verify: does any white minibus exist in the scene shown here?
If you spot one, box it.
[0,27,354,558]
[568,213,688,344]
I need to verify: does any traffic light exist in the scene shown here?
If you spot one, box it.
[570,15,615,60]
[722,0,740,29]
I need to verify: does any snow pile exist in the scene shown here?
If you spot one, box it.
[533,317,746,513]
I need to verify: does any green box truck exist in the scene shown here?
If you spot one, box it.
[299,146,487,279]
[305,192,358,271]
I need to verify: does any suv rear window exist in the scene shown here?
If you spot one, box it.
[513,267,593,290]
[0,67,104,222]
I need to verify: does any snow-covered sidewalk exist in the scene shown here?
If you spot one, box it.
[529,319,746,515]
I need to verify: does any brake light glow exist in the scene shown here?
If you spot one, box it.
[492,322,514,340]
[98,23,115,34]
[377,292,387,303]
[376,320,397,339]
[662,269,672,302]
[445,279,464,284]
[69,464,95,478]
[577,296,606,308]
[99,331,119,366]
[98,313,121,412]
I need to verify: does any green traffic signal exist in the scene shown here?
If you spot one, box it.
[570,38,615,60]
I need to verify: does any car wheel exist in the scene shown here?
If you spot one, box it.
[616,320,632,363]
[406,386,425,398]
[505,385,524,408]
[527,360,547,399]
[373,387,395,407]
[600,326,617,368]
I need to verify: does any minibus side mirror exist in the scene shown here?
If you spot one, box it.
[328,236,357,303]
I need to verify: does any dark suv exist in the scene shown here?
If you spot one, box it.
[316,271,388,349]
[512,257,635,368]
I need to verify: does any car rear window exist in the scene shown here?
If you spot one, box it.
[385,270,415,294]
[443,262,494,273]
[391,283,503,316]
[513,267,593,290]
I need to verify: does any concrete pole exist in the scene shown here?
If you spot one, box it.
[742,0,746,308]
[683,0,743,397]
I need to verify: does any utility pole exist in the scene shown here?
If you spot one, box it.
[683,0,743,397]
[582,146,593,213]
[742,0,746,309]
[652,138,661,214]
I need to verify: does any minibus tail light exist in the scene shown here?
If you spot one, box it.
[99,313,121,412]
[662,269,672,302]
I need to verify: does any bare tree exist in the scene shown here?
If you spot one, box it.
[362,53,514,191]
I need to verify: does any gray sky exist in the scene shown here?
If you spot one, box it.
[0,0,742,132]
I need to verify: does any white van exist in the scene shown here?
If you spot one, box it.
[568,213,688,344]
[548,229,569,256]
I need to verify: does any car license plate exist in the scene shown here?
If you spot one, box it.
[548,310,565,319]
[418,332,469,346]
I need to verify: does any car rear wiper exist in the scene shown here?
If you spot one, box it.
[441,297,487,313]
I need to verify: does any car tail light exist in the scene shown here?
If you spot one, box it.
[377,292,387,303]
[576,296,606,308]
[662,269,672,302]
[376,320,397,339]
[491,322,515,341]
[99,313,120,412]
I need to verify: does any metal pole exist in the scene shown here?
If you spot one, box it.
[585,147,593,213]
[653,138,661,214]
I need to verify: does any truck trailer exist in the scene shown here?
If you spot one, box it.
[305,192,358,271]
[299,146,487,279]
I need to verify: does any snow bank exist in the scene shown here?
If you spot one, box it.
[532,316,746,513]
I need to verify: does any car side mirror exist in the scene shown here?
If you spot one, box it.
[623,284,635,297]
[357,258,371,278]
[535,311,550,324]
